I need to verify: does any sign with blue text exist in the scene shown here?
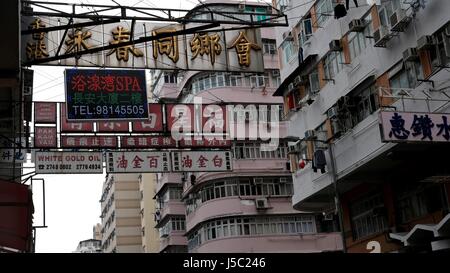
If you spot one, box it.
[65,69,148,120]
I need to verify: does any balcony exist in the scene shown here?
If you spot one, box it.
[191,232,343,253]
[159,231,187,252]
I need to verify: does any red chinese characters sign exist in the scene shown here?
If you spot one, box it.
[61,136,117,148]
[34,102,56,123]
[60,103,94,132]
[179,138,231,148]
[97,121,129,132]
[131,104,164,132]
[106,151,171,173]
[34,126,57,148]
[121,136,176,148]
[172,151,232,172]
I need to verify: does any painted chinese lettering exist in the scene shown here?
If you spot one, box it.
[65,27,92,56]
[116,154,128,168]
[107,26,144,62]
[212,155,223,167]
[410,114,434,140]
[437,115,450,141]
[197,155,208,168]
[190,33,222,65]
[152,28,179,63]
[388,112,410,140]
[26,18,49,60]
[228,31,261,67]
[132,155,144,168]
[182,155,193,168]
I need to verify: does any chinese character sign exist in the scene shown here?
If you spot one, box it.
[380,111,450,142]
[22,18,264,73]
[65,69,148,120]
[106,151,171,173]
[172,151,232,172]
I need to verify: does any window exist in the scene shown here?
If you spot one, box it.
[187,214,316,251]
[250,74,265,87]
[159,216,186,237]
[350,192,388,240]
[324,51,344,79]
[354,85,379,124]
[233,142,288,160]
[389,63,422,91]
[378,0,401,27]
[271,70,281,87]
[395,184,443,224]
[263,39,277,55]
[307,68,320,94]
[428,25,450,72]
[164,72,177,84]
[281,40,295,64]
[348,16,373,61]
[315,0,334,27]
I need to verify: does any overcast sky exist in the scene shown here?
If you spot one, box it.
[29,0,272,253]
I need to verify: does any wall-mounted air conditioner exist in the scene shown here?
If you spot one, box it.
[272,70,280,77]
[327,107,338,119]
[417,35,435,51]
[349,19,365,32]
[329,40,342,52]
[255,198,269,210]
[390,8,410,32]
[403,48,419,62]
[304,129,316,140]
[373,26,391,48]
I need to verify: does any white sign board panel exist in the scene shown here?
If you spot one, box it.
[106,151,171,173]
[35,152,103,174]
[172,151,232,172]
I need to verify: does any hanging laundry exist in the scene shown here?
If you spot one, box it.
[334,4,347,19]
[346,0,359,10]
[312,149,327,174]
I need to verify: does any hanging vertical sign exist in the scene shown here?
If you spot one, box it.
[34,102,57,123]
[34,126,57,148]
[106,151,171,173]
[65,69,149,120]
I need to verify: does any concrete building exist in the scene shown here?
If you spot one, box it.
[100,174,142,253]
[274,0,450,252]
[74,239,102,253]
[139,173,160,253]
[93,223,102,241]
[100,173,160,253]
[152,0,343,253]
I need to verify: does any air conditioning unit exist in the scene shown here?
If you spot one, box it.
[293,75,304,87]
[324,213,334,221]
[403,48,419,62]
[253,178,264,185]
[255,198,269,210]
[279,177,287,184]
[327,107,338,119]
[417,35,435,51]
[390,8,410,32]
[304,129,316,140]
[272,70,280,77]
[373,26,391,48]
[349,19,365,32]
[329,40,342,51]
[282,31,293,40]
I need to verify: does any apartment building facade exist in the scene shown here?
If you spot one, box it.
[274,0,450,252]
[153,0,343,253]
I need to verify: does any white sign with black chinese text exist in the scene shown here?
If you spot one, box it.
[106,151,171,173]
[379,111,450,142]
[172,151,232,172]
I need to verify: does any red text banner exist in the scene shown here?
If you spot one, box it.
[106,151,171,173]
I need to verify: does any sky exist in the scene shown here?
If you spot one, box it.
[29,0,273,252]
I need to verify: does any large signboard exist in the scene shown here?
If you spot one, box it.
[22,18,264,73]
[106,151,171,173]
[65,69,148,120]
[35,152,103,174]
[380,111,450,142]
[172,151,232,172]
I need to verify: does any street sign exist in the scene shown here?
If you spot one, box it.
[65,69,149,120]
[106,151,171,173]
[172,151,232,172]
[35,151,103,174]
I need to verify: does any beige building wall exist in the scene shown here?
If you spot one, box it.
[93,223,102,241]
[139,173,160,253]
[100,174,142,253]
